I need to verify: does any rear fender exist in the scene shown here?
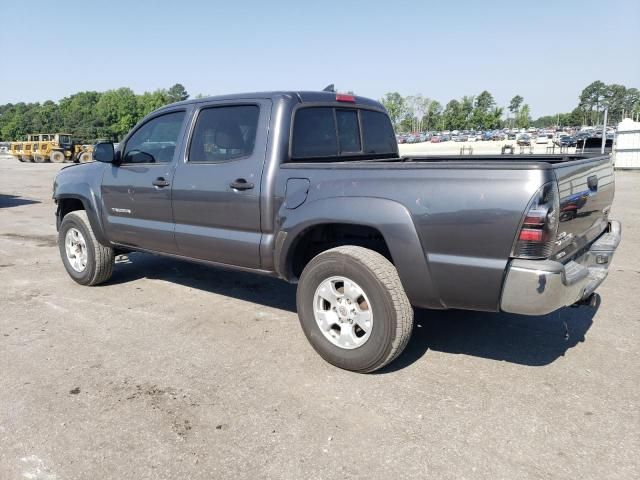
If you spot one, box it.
[277,197,444,309]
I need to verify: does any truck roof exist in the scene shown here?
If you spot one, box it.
[160,91,384,110]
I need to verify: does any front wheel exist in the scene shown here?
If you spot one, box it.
[296,246,413,373]
[50,151,65,163]
[58,211,114,285]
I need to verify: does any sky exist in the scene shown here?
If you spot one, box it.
[1,0,638,117]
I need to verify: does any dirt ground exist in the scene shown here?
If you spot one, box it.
[0,156,638,480]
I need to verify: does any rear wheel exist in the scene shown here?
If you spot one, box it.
[297,246,413,373]
[78,151,92,163]
[33,154,46,163]
[58,211,114,286]
[50,151,65,163]
[21,155,33,163]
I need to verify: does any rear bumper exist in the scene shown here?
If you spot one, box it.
[500,220,621,316]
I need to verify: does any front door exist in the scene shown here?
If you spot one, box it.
[171,100,270,269]
[101,109,189,253]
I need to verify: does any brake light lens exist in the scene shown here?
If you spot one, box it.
[336,94,355,103]
[511,182,559,259]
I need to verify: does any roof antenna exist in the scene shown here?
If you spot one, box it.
[323,84,335,92]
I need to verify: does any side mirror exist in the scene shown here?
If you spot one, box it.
[93,141,115,163]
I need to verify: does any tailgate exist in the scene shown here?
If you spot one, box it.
[552,155,614,261]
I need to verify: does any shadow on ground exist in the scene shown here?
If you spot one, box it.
[0,194,41,208]
[109,252,596,370]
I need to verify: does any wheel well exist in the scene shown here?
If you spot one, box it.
[58,198,85,220]
[288,223,392,279]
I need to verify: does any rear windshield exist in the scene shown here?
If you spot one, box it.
[291,107,397,161]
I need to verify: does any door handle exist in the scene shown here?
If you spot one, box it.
[229,179,254,190]
[152,177,170,188]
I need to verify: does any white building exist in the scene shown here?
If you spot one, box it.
[614,118,640,169]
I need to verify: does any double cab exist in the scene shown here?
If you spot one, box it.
[53,90,621,372]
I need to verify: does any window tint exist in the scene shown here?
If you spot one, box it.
[123,111,185,164]
[189,105,259,162]
[361,110,397,155]
[292,107,338,158]
[336,109,361,153]
[291,107,396,161]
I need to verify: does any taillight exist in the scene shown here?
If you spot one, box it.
[511,182,559,259]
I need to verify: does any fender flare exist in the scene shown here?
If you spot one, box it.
[276,196,444,310]
[55,185,108,246]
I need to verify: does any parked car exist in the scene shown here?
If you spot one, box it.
[517,134,532,146]
[430,135,442,143]
[53,89,621,373]
[492,131,506,141]
[536,135,549,144]
[556,135,577,147]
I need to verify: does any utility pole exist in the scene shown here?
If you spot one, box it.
[601,107,608,154]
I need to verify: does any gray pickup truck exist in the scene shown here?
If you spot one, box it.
[53,90,621,372]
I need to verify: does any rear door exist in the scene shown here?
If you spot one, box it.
[101,109,189,253]
[553,156,615,260]
[171,100,271,268]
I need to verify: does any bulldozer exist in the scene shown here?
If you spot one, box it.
[8,133,93,163]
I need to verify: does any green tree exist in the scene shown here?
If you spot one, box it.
[422,100,442,131]
[508,95,524,128]
[137,89,170,117]
[516,104,531,128]
[579,80,606,125]
[166,83,189,103]
[96,88,139,140]
[471,90,495,129]
[380,92,407,130]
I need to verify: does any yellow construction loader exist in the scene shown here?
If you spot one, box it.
[8,133,93,163]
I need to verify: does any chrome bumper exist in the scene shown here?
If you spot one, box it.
[501,221,621,316]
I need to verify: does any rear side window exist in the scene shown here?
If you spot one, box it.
[189,105,259,162]
[291,106,395,161]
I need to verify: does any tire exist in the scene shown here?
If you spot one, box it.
[78,151,92,163]
[33,154,46,163]
[58,211,114,286]
[17,155,26,162]
[296,246,413,373]
[50,151,65,163]
[22,155,33,163]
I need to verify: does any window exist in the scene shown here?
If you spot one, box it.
[292,107,339,158]
[291,107,396,161]
[361,110,396,155]
[122,111,186,164]
[188,105,259,162]
[336,109,361,153]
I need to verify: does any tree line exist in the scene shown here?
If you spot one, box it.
[1,80,638,142]
[381,81,640,133]
[0,84,190,142]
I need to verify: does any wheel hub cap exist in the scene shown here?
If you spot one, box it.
[313,276,373,349]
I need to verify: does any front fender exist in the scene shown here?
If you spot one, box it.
[277,197,444,310]
[54,165,108,246]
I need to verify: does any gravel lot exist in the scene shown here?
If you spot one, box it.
[0,155,638,480]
